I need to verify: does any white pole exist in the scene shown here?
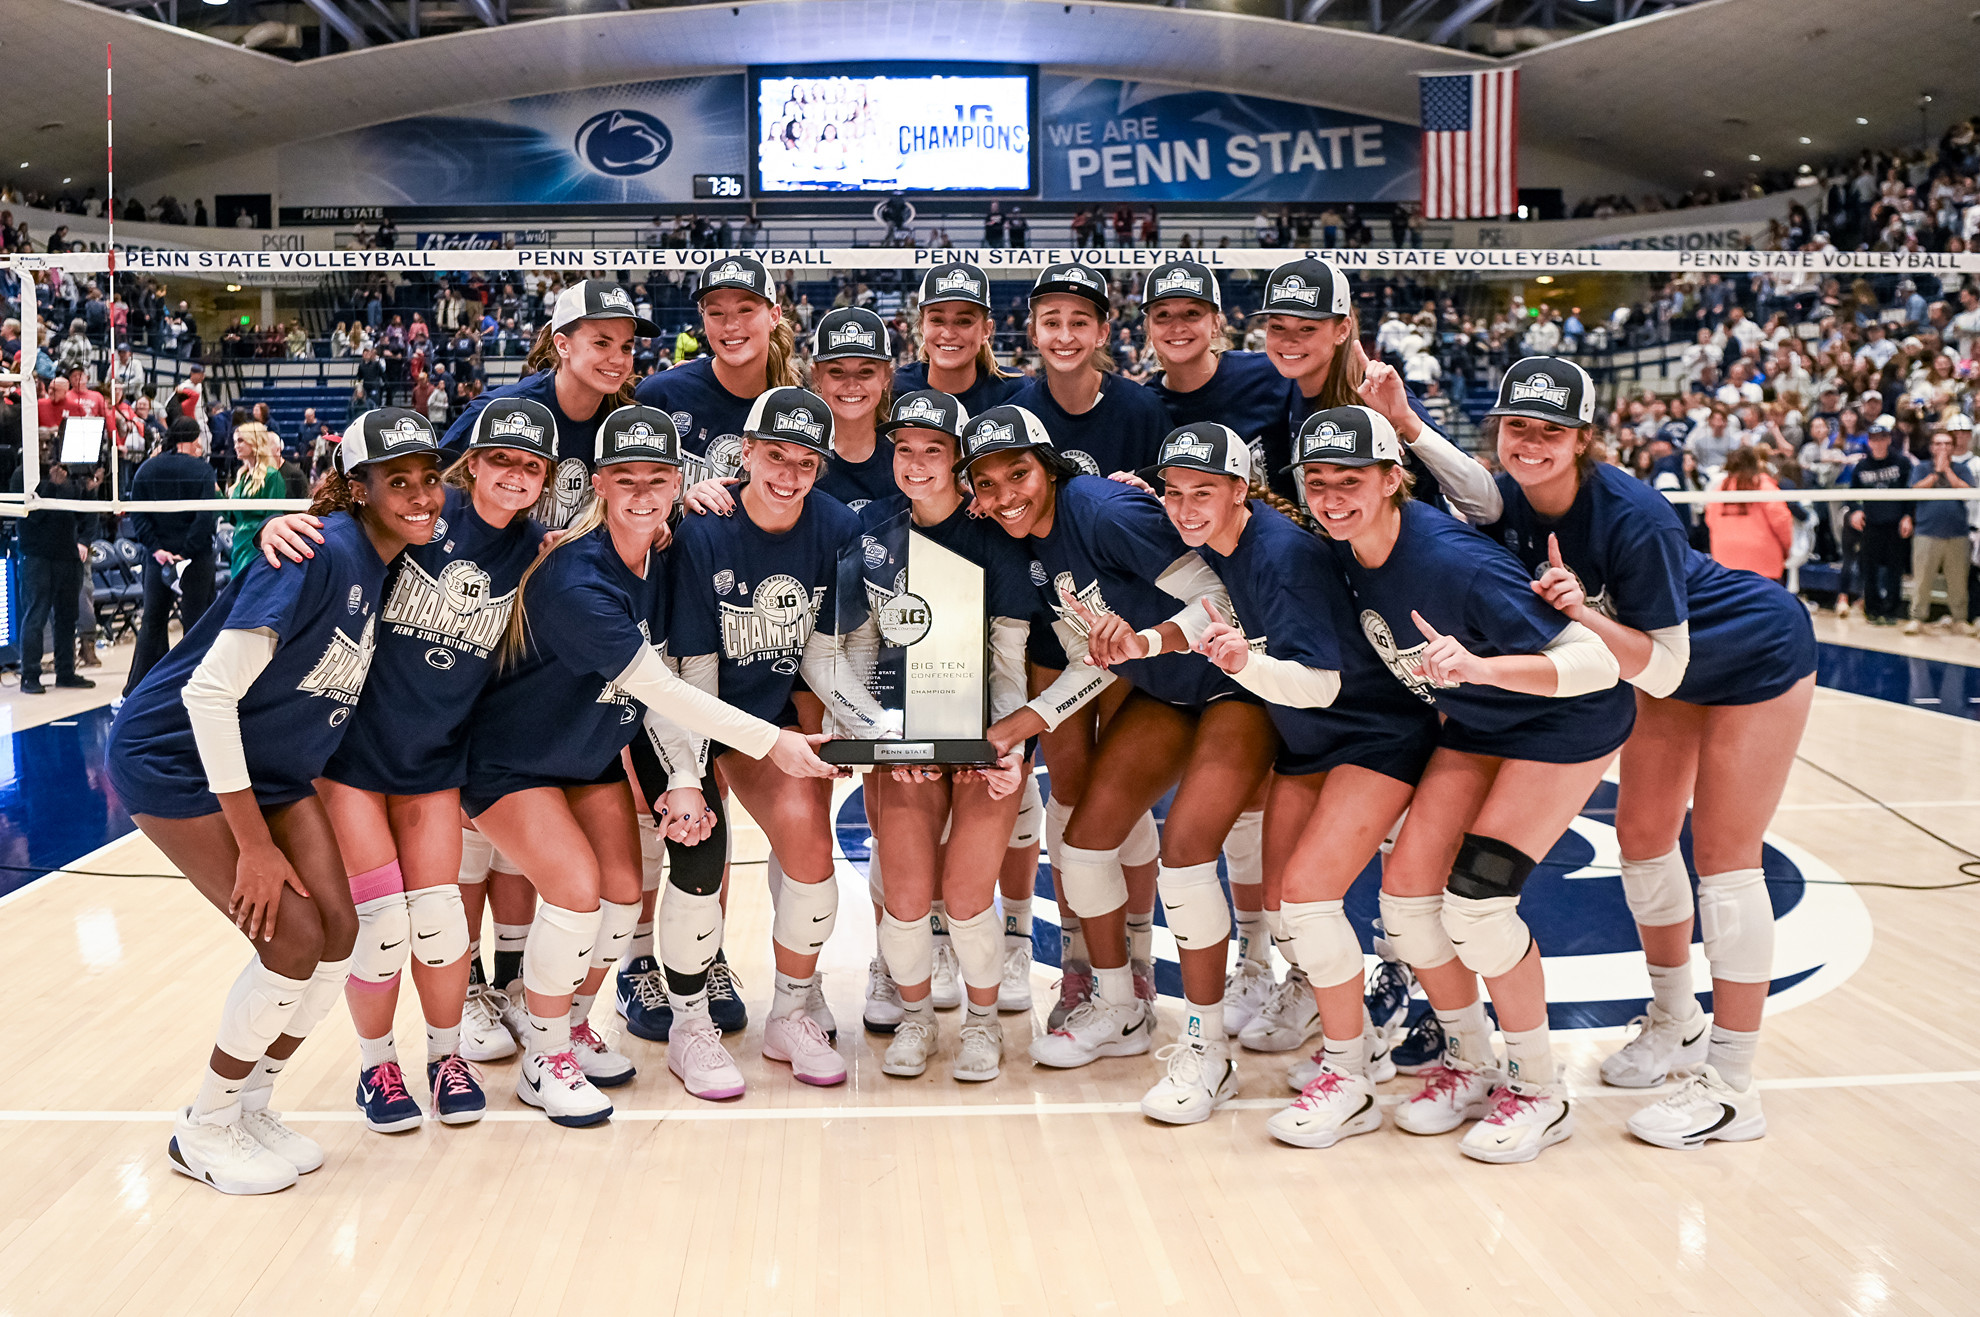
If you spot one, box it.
[20,273,39,505]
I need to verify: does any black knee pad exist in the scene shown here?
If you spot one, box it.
[664,774,728,897]
[1446,834,1537,902]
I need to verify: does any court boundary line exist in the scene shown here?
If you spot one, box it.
[0,832,142,909]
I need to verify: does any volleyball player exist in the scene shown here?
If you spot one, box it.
[892,260,1023,416]
[107,410,443,1194]
[809,305,898,511]
[1298,403,1632,1163]
[1401,357,1817,1147]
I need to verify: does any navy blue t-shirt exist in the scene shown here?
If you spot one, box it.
[668,493,862,723]
[1477,464,1815,707]
[892,361,1023,418]
[1151,352,1299,498]
[443,369,613,529]
[327,486,547,794]
[1330,500,1634,762]
[816,438,898,513]
[633,356,755,486]
[1008,373,1171,478]
[109,512,387,819]
[463,527,667,811]
[1290,387,1449,511]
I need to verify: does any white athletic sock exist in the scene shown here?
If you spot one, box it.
[570,992,596,1026]
[1235,908,1270,969]
[1647,961,1698,1021]
[771,970,813,1021]
[900,995,933,1024]
[929,899,949,938]
[1062,912,1088,966]
[1502,1024,1556,1086]
[630,920,656,962]
[357,1033,398,1070]
[673,986,712,1023]
[425,1023,460,1062]
[966,1000,995,1023]
[1185,1000,1224,1044]
[192,1065,246,1120]
[1708,1024,1759,1090]
[1436,1000,1495,1071]
[1321,1033,1366,1077]
[1126,910,1154,965]
[1095,964,1134,1006]
[238,1055,284,1111]
[1003,895,1033,941]
[525,1010,570,1057]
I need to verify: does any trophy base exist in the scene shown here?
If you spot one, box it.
[821,739,1000,768]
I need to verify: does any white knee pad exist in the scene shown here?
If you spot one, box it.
[407,886,470,969]
[1696,868,1774,984]
[349,892,412,986]
[1265,906,1297,968]
[877,908,934,987]
[281,955,353,1042]
[1223,809,1264,890]
[1379,811,1407,857]
[1440,893,1532,980]
[766,851,785,909]
[640,823,664,894]
[1378,891,1456,971]
[947,904,1004,992]
[1620,848,1694,929]
[521,902,604,998]
[1056,844,1128,919]
[213,956,310,1063]
[590,899,641,971]
[1157,860,1230,950]
[1120,810,1161,868]
[487,843,520,875]
[866,846,885,909]
[939,812,953,846]
[1281,899,1363,990]
[458,828,492,886]
[1009,774,1043,849]
[1044,794,1073,868]
[772,874,839,956]
[660,886,724,978]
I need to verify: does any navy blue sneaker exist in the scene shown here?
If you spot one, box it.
[356,1061,424,1133]
[618,954,674,1042]
[1389,1008,1446,1076]
[427,1054,486,1126]
[707,952,748,1034]
[1365,958,1415,1038]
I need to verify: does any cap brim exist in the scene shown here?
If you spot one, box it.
[1029,285,1110,309]
[693,284,770,306]
[877,417,962,441]
[743,428,831,455]
[952,441,1045,477]
[919,290,990,308]
[595,451,683,468]
[1250,306,1342,320]
[812,346,893,363]
[1483,403,1586,425]
[557,309,662,338]
[1282,455,1380,473]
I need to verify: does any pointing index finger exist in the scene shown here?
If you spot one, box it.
[1547,533,1566,572]
[1411,610,1443,643]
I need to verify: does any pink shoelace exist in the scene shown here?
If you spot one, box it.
[542,1050,586,1084]
[571,1020,606,1051]
[432,1055,480,1097]
[1294,1068,1350,1107]
[1407,1063,1469,1105]
[372,1061,410,1103]
[1484,1086,1542,1125]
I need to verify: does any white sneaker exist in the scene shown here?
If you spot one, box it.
[1028,998,1154,1068]
[1048,960,1094,1031]
[929,939,962,1009]
[1288,1026,1395,1091]
[864,956,904,1034]
[1238,970,1321,1053]
[1626,1065,1766,1149]
[168,1106,299,1195]
[461,984,519,1062]
[883,1013,937,1078]
[999,940,1034,1014]
[569,1018,636,1088]
[1221,959,1275,1036]
[1138,1041,1237,1125]
[1394,1062,1501,1135]
[1601,1007,1708,1089]
[952,1018,1003,1082]
[1268,1066,1383,1149]
[805,975,839,1041]
[667,1017,746,1101]
[763,1012,847,1086]
[1903,618,1922,635]
[517,1050,613,1127]
[238,1102,324,1174]
[497,986,532,1047]
[1459,1081,1574,1163]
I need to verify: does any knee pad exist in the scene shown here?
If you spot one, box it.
[1620,848,1694,929]
[877,908,933,987]
[1120,810,1161,868]
[1378,891,1456,971]
[1281,899,1363,990]
[1447,834,1538,902]
[281,955,353,1042]
[947,904,1004,991]
[639,823,664,894]
[1044,794,1073,870]
[213,956,310,1063]
[666,831,727,898]
[765,851,785,910]
[771,874,839,956]
[1264,905,1297,968]
[866,845,885,910]
[407,886,469,969]
[1440,893,1532,980]
[660,886,723,979]
[348,861,410,986]
[458,828,492,886]
[1696,868,1774,984]
[1157,860,1230,950]
[521,902,604,998]
[1009,774,1043,849]
[1379,811,1407,857]
[487,843,520,875]
[590,899,641,971]
[1222,809,1264,889]
[1055,844,1128,919]
[939,813,953,846]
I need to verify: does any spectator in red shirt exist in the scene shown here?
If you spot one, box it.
[63,368,108,420]
[36,376,69,435]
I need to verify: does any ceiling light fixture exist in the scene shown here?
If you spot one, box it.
[1798,136,1812,144]
[1703,169,1716,178]
[62,176,71,183]
[1747,154,1761,162]
[1855,117,1869,125]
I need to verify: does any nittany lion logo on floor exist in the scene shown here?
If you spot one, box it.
[1508,375,1571,409]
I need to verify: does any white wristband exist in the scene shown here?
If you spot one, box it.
[1136,627,1166,657]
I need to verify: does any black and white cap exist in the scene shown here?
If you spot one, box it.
[954,404,1057,476]
[919,261,991,310]
[694,255,775,304]
[1486,356,1597,428]
[1028,261,1111,313]
[1257,258,1351,320]
[1140,422,1250,485]
[811,306,892,362]
[1284,405,1403,473]
[467,396,558,462]
[551,278,660,337]
[743,385,834,456]
[1144,260,1222,310]
[594,404,683,468]
[338,407,440,474]
[877,389,968,442]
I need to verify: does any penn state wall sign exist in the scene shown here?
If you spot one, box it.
[575,110,673,177]
[834,774,1872,1030]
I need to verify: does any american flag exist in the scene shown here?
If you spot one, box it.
[1419,69,1518,220]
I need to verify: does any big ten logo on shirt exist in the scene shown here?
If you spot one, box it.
[593,619,653,725]
[298,613,379,727]
[383,557,513,669]
[1050,572,1111,638]
[1359,609,1438,702]
[683,433,746,488]
[719,572,826,672]
[538,457,594,528]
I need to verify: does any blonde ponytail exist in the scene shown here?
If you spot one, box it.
[501,496,610,665]
[765,314,801,389]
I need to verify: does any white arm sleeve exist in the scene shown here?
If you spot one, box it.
[1406,427,1504,524]
[802,625,897,738]
[640,648,709,793]
[1153,553,1233,647]
[181,628,278,795]
[1541,620,1622,698]
[1630,621,1692,699]
[1230,651,1343,709]
[1023,619,1118,731]
[615,646,781,765]
[989,617,1031,724]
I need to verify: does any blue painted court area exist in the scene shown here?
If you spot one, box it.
[1816,641,1980,719]
[0,704,132,901]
